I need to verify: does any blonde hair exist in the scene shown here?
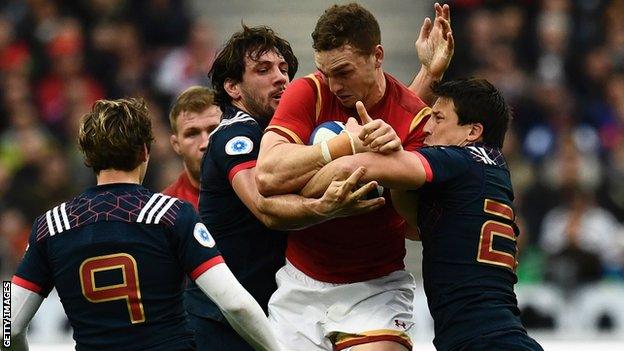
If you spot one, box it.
[79,98,154,173]
[169,86,216,134]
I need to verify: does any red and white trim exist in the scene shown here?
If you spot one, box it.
[12,275,42,294]
[190,256,225,280]
[228,160,257,183]
[414,151,433,182]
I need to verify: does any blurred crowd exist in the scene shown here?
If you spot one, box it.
[1,0,624,293]
[448,0,624,289]
[0,0,215,277]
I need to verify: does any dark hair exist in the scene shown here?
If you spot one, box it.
[209,25,298,109]
[169,86,216,134]
[432,78,512,148]
[312,3,381,55]
[79,98,153,173]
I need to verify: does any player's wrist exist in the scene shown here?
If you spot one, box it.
[307,197,332,219]
[420,63,443,82]
[319,132,356,164]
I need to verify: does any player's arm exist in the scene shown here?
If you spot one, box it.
[7,284,44,351]
[301,150,427,198]
[194,264,282,351]
[256,131,329,196]
[255,76,331,196]
[233,166,385,230]
[390,189,421,240]
[408,2,454,105]
[176,205,282,350]
[8,220,55,351]
[257,104,402,197]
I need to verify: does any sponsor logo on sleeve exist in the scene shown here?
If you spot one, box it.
[193,223,215,248]
[225,136,253,155]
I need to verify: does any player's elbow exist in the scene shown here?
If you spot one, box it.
[255,170,289,197]
[254,195,281,229]
[221,298,255,321]
[255,171,275,197]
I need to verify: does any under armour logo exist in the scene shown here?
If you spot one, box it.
[394,319,407,329]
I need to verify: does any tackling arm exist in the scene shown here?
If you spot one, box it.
[194,264,282,351]
[233,167,385,230]
[301,150,427,198]
[9,284,45,351]
[255,131,328,196]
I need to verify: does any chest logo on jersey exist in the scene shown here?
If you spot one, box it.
[194,223,215,248]
[225,136,253,155]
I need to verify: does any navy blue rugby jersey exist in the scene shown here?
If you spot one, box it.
[189,105,286,321]
[13,183,223,351]
[414,143,525,351]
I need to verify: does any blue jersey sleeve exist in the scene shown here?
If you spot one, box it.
[13,217,54,297]
[172,201,223,280]
[415,146,471,184]
[207,121,261,183]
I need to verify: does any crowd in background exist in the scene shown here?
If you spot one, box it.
[1,0,623,295]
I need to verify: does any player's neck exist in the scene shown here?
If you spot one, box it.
[183,166,200,189]
[96,168,142,186]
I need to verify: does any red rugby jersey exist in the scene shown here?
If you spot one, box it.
[267,71,431,283]
[163,171,199,210]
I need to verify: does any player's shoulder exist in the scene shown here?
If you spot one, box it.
[464,144,508,168]
[136,191,190,226]
[418,145,471,166]
[386,73,429,113]
[32,198,77,243]
[421,144,508,168]
[33,188,189,242]
[210,106,261,140]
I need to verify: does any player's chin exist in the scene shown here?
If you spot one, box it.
[269,98,280,109]
[337,97,356,108]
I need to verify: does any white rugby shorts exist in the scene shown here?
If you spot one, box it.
[268,260,415,351]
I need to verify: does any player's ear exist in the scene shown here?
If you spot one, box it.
[170,134,181,155]
[373,45,384,68]
[139,144,149,162]
[224,79,241,100]
[467,122,483,142]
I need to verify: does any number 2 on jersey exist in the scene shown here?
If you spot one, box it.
[79,253,146,324]
[477,199,517,271]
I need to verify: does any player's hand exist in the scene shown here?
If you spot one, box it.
[415,2,454,80]
[355,101,402,154]
[316,166,385,218]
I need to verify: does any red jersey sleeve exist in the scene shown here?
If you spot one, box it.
[403,106,432,151]
[266,76,318,144]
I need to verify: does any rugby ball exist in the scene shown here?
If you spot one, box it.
[309,121,346,145]
[309,121,384,199]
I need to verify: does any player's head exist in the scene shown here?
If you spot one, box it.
[424,78,511,148]
[79,98,154,181]
[312,3,383,108]
[169,86,221,184]
[209,25,298,120]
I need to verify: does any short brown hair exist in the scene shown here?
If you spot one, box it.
[209,25,298,109]
[169,86,216,134]
[79,98,154,173]
[312,3,381,55]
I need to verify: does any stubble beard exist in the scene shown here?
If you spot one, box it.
[240,87,275,121]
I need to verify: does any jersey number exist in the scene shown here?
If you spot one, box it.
[476,199,517,271]
[79,253,145,324]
